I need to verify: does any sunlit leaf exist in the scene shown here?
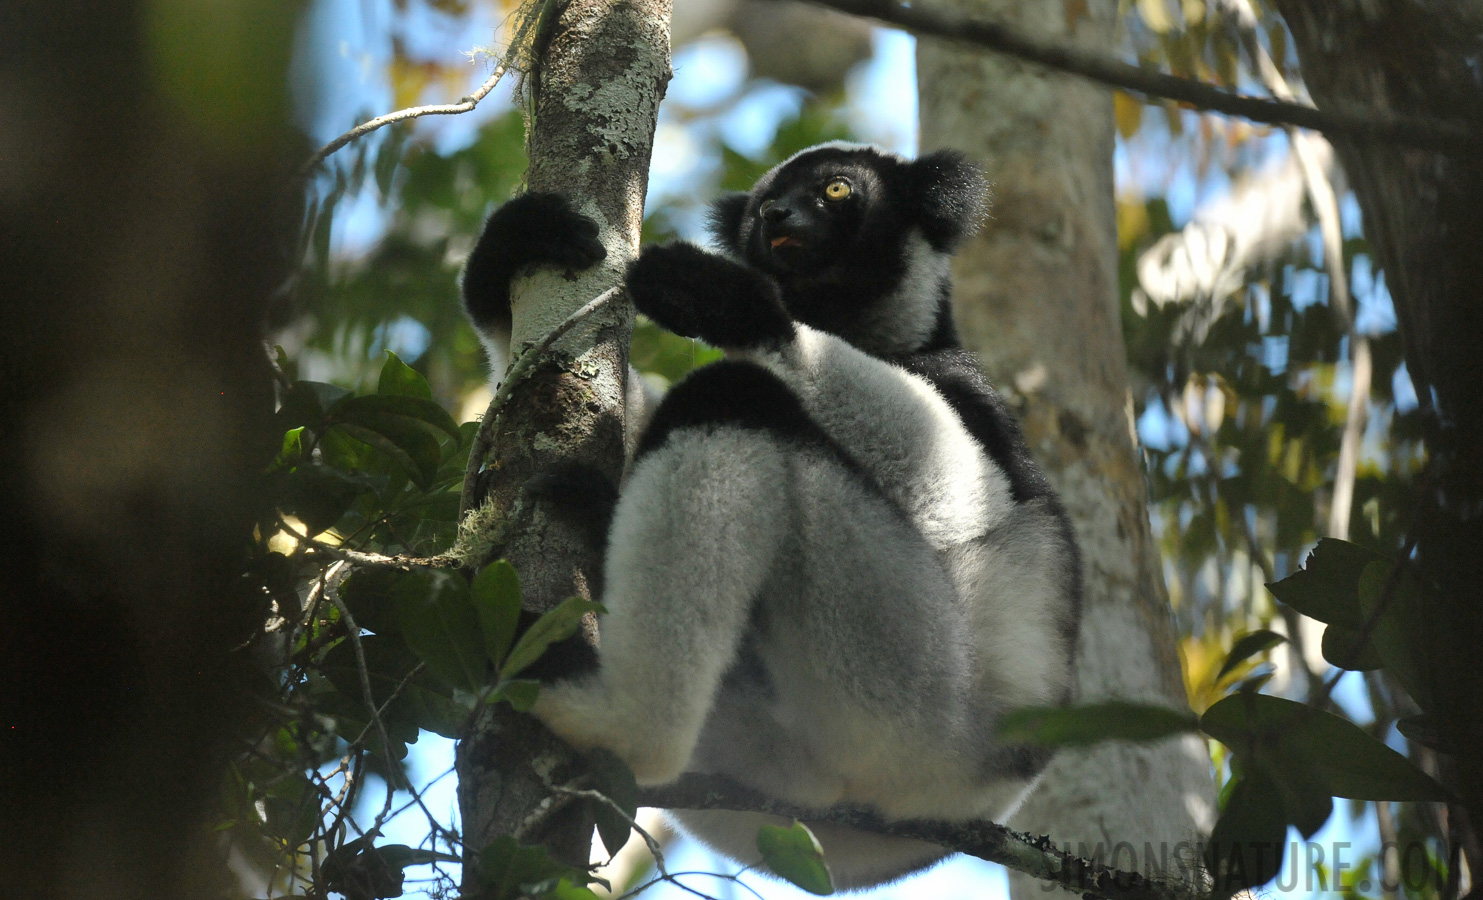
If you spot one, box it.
[378,349,433,399]
[757,821,834,895]
[500,597,604,680]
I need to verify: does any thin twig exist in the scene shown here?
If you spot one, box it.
[459,285,624,519]
[301,62,509,177]
[280,518,459,570]
[326,591,401,825]
[800,0,1482,154]
[550,782,669,875]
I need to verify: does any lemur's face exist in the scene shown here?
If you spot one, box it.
[746,151,886,276]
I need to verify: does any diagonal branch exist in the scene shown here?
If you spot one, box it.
[637,775,1207,900]
[301,60,510,177]
[798,0,1482,154]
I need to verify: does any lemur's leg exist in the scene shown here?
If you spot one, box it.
[531,364,797,785]
[462,192,606,369]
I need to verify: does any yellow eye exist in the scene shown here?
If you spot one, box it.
[824,179,851,200]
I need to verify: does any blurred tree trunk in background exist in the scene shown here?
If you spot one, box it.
[917,0,1216,890]
[454,0,672,880]
[0,1,300,898]
[1275,0,1483,873]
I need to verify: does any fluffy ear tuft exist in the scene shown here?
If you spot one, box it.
[908,150,989,252]
[706,192,751,255]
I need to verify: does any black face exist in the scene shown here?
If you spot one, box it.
[744,151,885,276]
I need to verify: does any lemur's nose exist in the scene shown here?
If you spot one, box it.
[760,200,791,222]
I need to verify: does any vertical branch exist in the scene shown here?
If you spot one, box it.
[455,0,672,879]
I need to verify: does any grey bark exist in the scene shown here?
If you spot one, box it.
[916,0,1216,891]
[0,1,299,897]
[455,0,672,882]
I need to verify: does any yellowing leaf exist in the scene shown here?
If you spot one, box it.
[1138,0,1173,33]
[1114,90,1144,140]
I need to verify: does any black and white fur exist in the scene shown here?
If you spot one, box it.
[462,143,1082,890]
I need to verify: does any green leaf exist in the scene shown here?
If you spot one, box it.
[319,636,469,742]
[535,880,601,900]
[500,596,604,680]
[997,701,1199,747]
[488,679,540,712]
[268,426,305,473]
[1357,561,1431,707]
[589,749,639,859]
[378,350,433,400]
[1205,772,1289,894]
[756,821,834,895]
[1216,630,1287,682]
[275,380,351,431]
[330,421,442,489]
[339,568,406,638]
[394,570,487,692]
[1266,539,1380,628]
[1395,715,1458,754]
[333,393,461,441]
[278,464,366,535]
[1201,693,1449,801]
[472,560,523,669]
[1319,624,1384,671]
[477,836,594,900]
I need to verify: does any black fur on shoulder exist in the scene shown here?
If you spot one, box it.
[896,349,1051,504]
[461,192,606,337]
[627,243,794,349]
[636,360,824,461]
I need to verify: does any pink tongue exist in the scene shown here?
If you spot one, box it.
[771,236,798,249]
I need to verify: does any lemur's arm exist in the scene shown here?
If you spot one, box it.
[626,243,794,350]
[462,192,607,348]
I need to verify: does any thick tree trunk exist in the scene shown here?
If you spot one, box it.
[1274,0,1483,870]
[0,2,299,897]
[455,0,672,881]
[916,1,1215,891]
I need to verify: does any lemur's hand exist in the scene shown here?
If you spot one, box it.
[462,193,607,331]
[626,243,793,349]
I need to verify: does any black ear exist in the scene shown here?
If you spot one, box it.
[907,150,989,252]
[706,192,752,255]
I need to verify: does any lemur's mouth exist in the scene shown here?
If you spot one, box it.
[770,236,805,249]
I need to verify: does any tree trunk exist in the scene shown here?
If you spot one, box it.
[916,1,1215,890]
[455,0,672,882]
[0,1,300,897]
[1274,0,1483,870]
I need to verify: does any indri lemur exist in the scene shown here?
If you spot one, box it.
[462,143,1083,890]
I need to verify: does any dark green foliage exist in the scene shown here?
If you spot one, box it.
[589,749,640,858]
[1216,630,1288,682]
[476,837,604,900]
